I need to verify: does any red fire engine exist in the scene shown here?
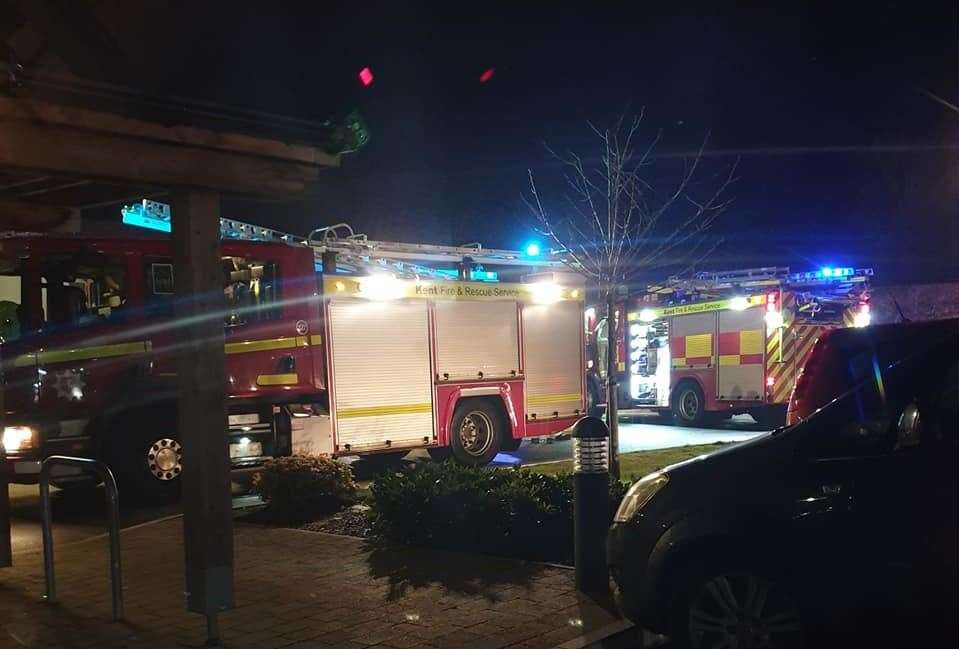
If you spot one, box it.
[585,266,872,427]
[0,221,585,497]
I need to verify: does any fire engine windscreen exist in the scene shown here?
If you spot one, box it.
[24,254,129,329]
[629,319,670,407]
[0,258,23,343]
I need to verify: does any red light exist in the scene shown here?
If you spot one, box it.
[479,67,495,83]
[766,376,775,387]
[860,303,870,313]
[766,292,778,312]
[358,67,374,87]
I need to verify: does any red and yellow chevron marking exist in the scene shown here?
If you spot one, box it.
[671,333,713,367]
[766,320,828,404]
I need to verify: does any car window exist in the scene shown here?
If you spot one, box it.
[928,361,959,447]
[803,375,896,459]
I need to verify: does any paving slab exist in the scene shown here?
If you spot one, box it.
[0,517,626,648]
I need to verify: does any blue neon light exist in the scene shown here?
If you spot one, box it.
[525,242,541,257]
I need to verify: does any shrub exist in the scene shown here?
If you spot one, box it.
[253,455,357,523]
[370,462,628,564]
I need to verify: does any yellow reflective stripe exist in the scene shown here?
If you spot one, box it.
[672,357,686,367]
[32,341,151,365]
[256,373,299,386]
[225,335,323,355]
[337,403,432,419]
[528,393,582,406]
[719,354,740,366]
[225,337,299,355]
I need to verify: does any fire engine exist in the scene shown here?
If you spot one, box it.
[585,266,872,427]
[0,220,585,497]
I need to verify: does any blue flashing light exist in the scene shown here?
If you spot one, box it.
[821,267,833,277]
[472,269,498,282]
[525,242,541,257]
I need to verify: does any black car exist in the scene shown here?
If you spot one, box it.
[607,319,959,648]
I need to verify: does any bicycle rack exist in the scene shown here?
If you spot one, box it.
[39,456,124,621]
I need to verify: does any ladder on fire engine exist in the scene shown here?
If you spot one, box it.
[648,265,873,295]
[219,218,571,279]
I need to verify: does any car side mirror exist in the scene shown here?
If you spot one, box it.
[895,402,921,450]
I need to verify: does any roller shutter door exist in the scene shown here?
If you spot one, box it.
[434,301,519,381]
[523,301,584,418]
[328,299,433,450]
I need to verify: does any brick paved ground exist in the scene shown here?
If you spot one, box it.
[0,518,624,648]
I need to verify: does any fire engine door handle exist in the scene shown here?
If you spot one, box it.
[278,355,295,373]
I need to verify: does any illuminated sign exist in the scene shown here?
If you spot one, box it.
[628,295,766,321]
[323,276,582,303]
[121,199,171,233]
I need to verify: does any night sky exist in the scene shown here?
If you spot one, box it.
[9,2,959,284]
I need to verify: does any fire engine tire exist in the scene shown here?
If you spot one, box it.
[112,428,183,503]
[672,381,706,427]
[449,400,506,467]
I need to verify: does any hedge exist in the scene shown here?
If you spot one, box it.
[369,462,628,564]
[253,454,357,523]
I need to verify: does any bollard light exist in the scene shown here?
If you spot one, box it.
[571,416,609,474]
[570,416,611,593]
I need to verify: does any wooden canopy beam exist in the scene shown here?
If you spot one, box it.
[0,197,73,230]
[0,95,338,199]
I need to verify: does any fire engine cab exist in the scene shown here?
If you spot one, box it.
[0,221,585,497]
[586,266,872,428]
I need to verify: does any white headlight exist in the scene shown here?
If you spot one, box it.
[638,308,657,323]
[531,281,562,304]
[358,274,405,300]
[614,472,669,522]
[2,426,36,453]
[729,296,750,311]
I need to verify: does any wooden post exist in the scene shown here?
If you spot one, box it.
[170,189,234,633]
[1,349,10,568]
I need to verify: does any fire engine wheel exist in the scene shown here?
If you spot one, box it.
[117,433,181,501]
[147,438,183,481]
[449,401,505,466]
[673,382,706,427]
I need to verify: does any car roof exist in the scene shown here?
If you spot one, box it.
[824,317,959,354]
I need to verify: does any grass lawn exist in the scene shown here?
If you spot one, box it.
[528,442,729,481]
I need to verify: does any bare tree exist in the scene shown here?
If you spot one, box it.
[526,114,737,478]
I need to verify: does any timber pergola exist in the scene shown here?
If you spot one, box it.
[0,84,340,636]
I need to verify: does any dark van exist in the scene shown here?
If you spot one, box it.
[607,318,959,648]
